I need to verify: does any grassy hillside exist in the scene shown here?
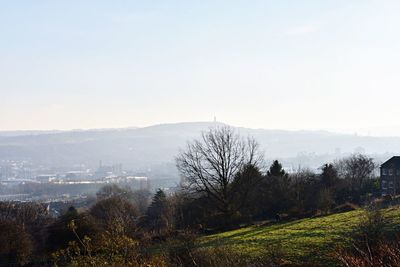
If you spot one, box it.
[198,207,400,266]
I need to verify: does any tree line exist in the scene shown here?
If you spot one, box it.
[175,126,379,230]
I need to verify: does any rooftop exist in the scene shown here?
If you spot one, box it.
[381,156,400,167]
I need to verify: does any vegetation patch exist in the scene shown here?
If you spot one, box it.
[198,207,400,266]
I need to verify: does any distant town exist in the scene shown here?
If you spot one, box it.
[0,159,179,216]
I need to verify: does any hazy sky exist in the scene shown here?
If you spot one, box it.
[1,1,400,135]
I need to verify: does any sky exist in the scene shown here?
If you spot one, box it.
[1,0,400,136]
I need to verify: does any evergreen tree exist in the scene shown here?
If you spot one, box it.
[267,160,288,178]
[320,163,338,189]
[262,160,293,215]
[145,189,171,233]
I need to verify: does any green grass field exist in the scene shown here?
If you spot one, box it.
[198,207,400,266]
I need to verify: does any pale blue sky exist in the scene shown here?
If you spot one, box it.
[1,1,400,135]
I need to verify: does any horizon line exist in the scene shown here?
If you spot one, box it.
[0,121,389,138]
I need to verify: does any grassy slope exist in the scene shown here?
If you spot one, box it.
[198,207,400,265]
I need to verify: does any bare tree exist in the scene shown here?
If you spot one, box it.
[89,196,139,236]
[335,154,377,202]
[336,154,376,187]
[176,126,264,222]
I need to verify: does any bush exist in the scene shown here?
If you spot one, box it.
[335,237,400,267]
[334,206,397,266]
[165,231,198,266]
[332,202,358,214]
[355,206,391,245]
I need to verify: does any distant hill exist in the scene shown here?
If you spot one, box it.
[0,130,63,137]
[0,122,399,170]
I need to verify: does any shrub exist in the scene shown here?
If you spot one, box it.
[332,202,358,214]
[165,231,198,266]
[334,206,397,267]
[355,206,391,245]
[335,237,400,267]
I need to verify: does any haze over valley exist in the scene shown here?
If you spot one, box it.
[1,121,398,181]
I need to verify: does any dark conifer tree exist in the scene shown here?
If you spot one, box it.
[145,189,171,233]
[261,160,293,216]
[267,160,288,178]
[320,163,338,189]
